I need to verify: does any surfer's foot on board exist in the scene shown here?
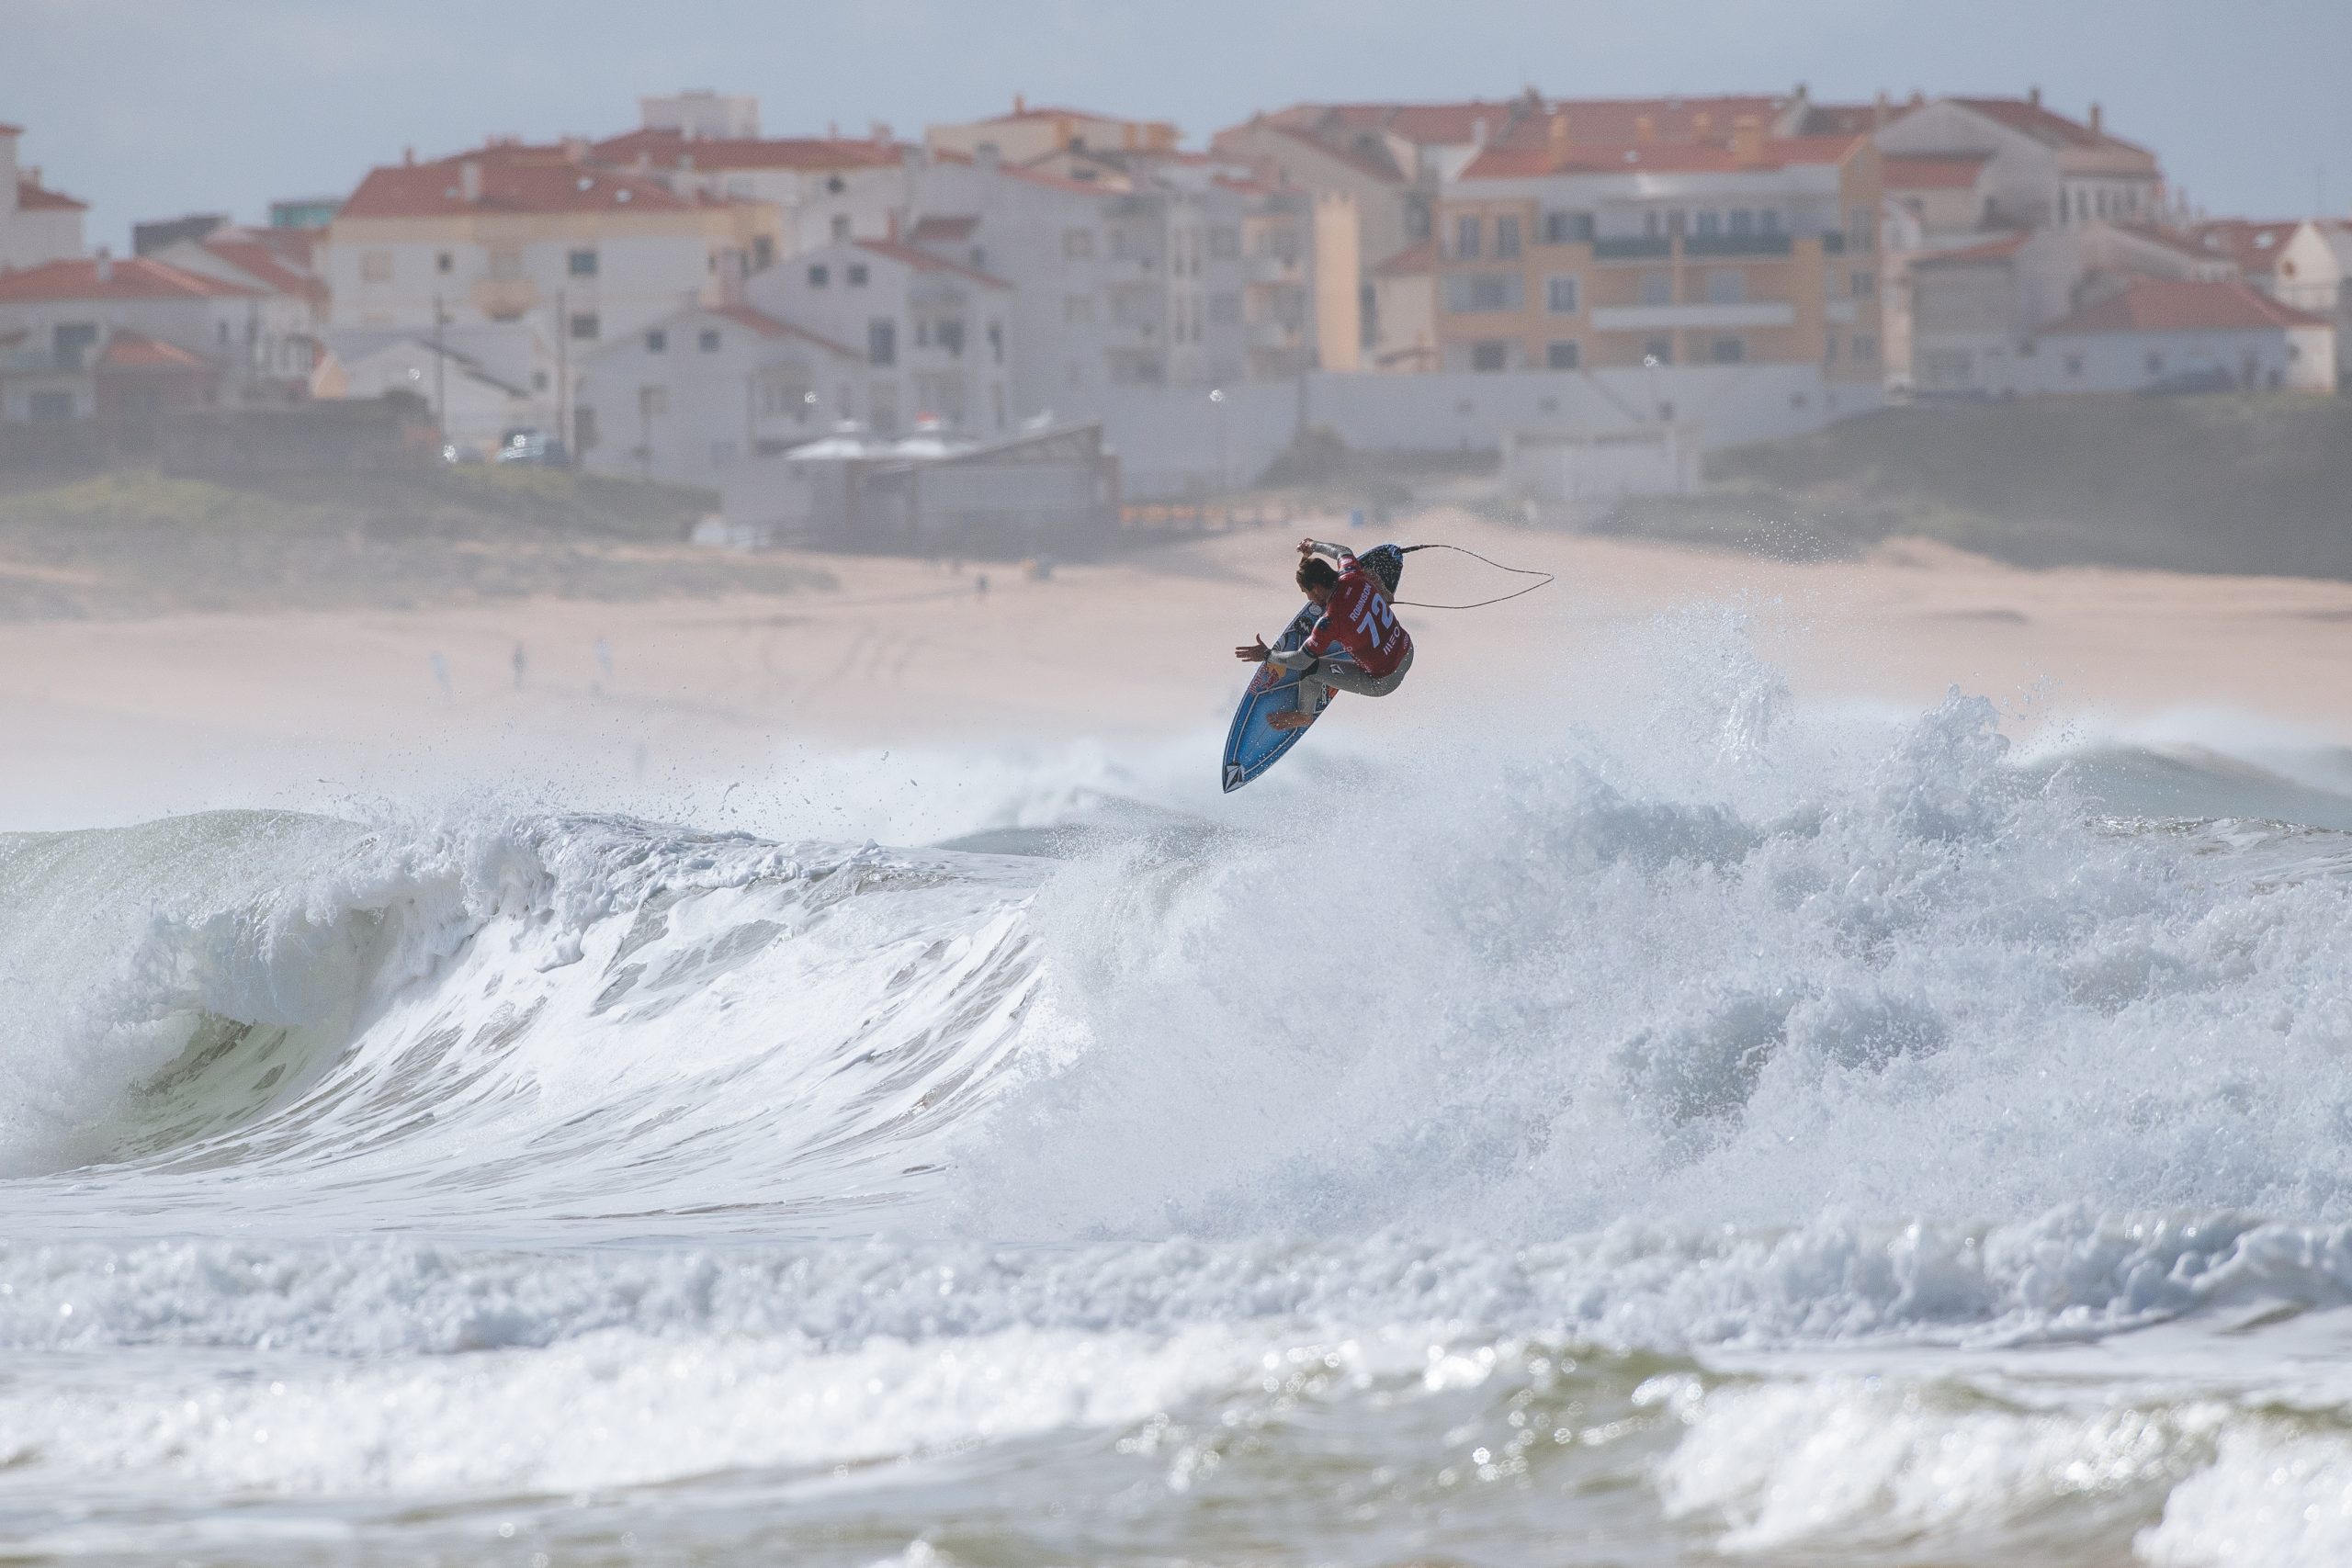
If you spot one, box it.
[1268,709,1315,732]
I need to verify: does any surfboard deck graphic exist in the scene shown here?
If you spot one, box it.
[1221,600,1354,793]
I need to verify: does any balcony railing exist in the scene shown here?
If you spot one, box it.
[1591,236,1672,260]
[1684,232,1793,257]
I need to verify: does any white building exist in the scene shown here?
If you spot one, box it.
[315,323,557,452]
[575,299,868,486]
[2032,278,2334,394]
[0,254,312,418]
[744,235,1013,438]
[0,123,86,273]
[1872,92,2163,234]
[317,141,783,359]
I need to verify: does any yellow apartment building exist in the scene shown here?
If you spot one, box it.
[1432,118,1883,385]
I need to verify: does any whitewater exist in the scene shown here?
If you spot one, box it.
[14,617,2352,1564]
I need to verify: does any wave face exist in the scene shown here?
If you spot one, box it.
[15,628,2352,1562]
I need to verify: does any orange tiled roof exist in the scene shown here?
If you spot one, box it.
[707,303,860,358]
[2187,220,2308,277]
[854,237,1011,288]
[339,146,697,219]
[1265,94,1792,150]
[1458,132,1864,180]
[594,128,906,172]
[2041,277,2325,335]
[96,330,212,371]
[1883,153,1992,189]
[15,178,85,211]
[198,233,319,297]
[0,255,258,302]
[1949,97,2154,160]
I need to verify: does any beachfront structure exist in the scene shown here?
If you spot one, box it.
[0,123,86,273]
[314,329,548,453]
[2032,278,2335,394]
[316,140,782,354]
[739,236,1014,441]
[1430,118,1885,383]
[594,111,911,261]
[0,254,313,421]
[904,144,1348,412]
[574,299,868,486]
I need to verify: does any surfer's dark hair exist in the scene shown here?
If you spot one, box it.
[1296,558,1339,592]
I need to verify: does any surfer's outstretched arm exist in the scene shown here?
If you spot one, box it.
[1298,536,1355,566]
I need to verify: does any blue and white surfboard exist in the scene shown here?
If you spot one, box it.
[1221,601,1354,793]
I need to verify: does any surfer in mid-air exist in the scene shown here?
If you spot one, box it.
[1234,537,1415,731]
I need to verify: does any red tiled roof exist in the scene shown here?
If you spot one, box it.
[96,330,211,371]
[16,179,86,211]
[2187,220,2307,277]
[854,236,1010,288]
[593,128,907,172]
[199,235,319,297]
[927,146,1107,197]
[1883,153,1992,189]
[1264,94,1792,150]
[991,104,1164,127]
[707,303,860,358]
[339,146,695,219]
[1372,238,1437,276]
[1251,121,1406,185]
[907,214,979,243]
[0,255,258,302]
[2041,277,2325,335]
[1949,97,2154,159]
[1458,131,1864,180]
[1911,231,2031,267]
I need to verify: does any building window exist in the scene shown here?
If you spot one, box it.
[1064,228,1097,259]
[435,252,453,274]
[831,214,852,242]
[1729,209,1755,236]
[1639,271,1672,306]
[752,235,775,270]
[989,321,1002,365]
[360,251,392,283]
[1704,269,1745,304]
[808,264,830,287]
[639,385,667,418]
[2144,350,2165,376]
[1543,210,1593,243]
[2064,352,2084,376]
[847,264,869,287]
[937,319,966,356]
[699,328,720,352]
[1545,340,1580,369]
[1470,340,1509,372]
[1850,270,1874,298]
[1495,215,1521,258]
[28,389,74,422]
[868,319,897,367]
[1760,209,1783,235]
[1854,333,1878,360]
[1454,214,1481,259]
[569,248,598,277]
[1696,211,1722,237]
[645,329,667,352]
[571,312,600,340]
[1443,272,1523,312]
[1710,335,1745,363]
[1545,276,1579,314]
[1644,336,1673,365]
[574,407,598,451]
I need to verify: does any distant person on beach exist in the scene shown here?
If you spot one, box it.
[1235,537,1414,732]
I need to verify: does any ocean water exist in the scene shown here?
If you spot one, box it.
[14,623,2352,1564]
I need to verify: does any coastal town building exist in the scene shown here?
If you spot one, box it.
[2033,278,2335,393]
[0,254,312,420]
[317,139,782,348]
[574,299,865,486]
[1431,117,1885,384]
[594,99,910,260]
[925,99,1179,168]
[0,123,86,273]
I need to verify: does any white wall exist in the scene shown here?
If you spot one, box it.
[577,305,856,486]
[2034,324,2335,394]
[322,228,719,345]
[1095,363,1881,497]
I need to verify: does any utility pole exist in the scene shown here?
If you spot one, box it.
[432,293,447,454]
[556,288,569,465]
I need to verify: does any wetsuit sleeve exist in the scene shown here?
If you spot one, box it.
[1298,613,1337,658]
[1305,539,1358,569]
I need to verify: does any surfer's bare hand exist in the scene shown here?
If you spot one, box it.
[1296,537,1317,556]
[1235,637,1271,662]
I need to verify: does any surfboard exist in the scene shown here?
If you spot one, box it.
[1221,601,1355,793]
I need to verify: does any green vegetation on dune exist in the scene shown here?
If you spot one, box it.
[1603,395,2352,578]
[0,465,833,621]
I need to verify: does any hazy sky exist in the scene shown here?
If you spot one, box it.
[8,0,2349,249]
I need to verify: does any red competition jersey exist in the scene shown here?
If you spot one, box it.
[1302,554,1412,677]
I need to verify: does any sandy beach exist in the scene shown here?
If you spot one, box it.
[9,513,2352,829]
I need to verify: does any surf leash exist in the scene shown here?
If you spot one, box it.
[1392,544,1556,610]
